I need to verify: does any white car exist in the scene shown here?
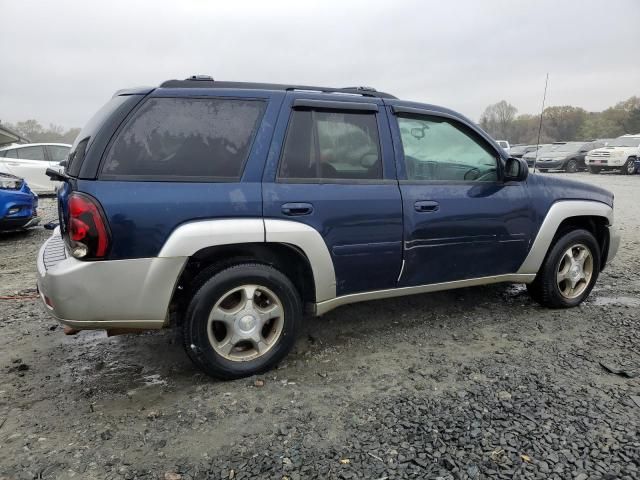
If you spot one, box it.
[496,140,511,153]
[586,134,640,175]
[0,143,71,193]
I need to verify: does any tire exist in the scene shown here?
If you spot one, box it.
[588,166,601,174]
[527,229,600,308]
[182,263,302,380]
[622,158,636,175]
[539,168,548,173]
[565,158,578,173]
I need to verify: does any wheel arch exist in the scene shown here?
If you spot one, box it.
[517,200,613,275]
[159,218,337,322]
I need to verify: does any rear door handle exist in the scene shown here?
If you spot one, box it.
[281,202,314,216]
[414,200,439,212]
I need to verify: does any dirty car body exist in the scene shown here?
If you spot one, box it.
[36,77,620,379]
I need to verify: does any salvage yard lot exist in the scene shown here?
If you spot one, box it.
[0,173,638,480]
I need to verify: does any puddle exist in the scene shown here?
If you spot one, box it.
[591,296,640,307]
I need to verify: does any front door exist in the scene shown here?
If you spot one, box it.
[262,94,403,296]
[389,107,534,287]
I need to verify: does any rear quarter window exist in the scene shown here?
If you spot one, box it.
[101,97,266,180]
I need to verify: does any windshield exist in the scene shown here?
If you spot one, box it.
[607,137,640,147]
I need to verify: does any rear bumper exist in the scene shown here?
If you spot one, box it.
[36,229,186,330]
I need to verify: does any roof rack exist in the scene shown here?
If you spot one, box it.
[159,76,397,99]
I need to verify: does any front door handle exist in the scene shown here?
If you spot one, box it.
[414,200,439,212]
[281,202,314,216]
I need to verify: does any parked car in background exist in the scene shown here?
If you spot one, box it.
[522,144,553,167]
[0,173,39,232]
[496,140,510,153]
[0,143,71,193]
[586,134,640,175]
[37,77,619,379]
[534,140,605,173]
[510,144,541,159]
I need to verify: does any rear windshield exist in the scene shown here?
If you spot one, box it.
[101,97,266,180]
[67,95,132,176]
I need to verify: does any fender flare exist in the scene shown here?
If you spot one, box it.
[158,218,337,303]
[516,200,613,275]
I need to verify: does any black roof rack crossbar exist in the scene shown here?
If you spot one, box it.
[159,77,396,99]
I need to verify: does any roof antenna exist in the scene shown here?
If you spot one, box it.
[533,73,549,173]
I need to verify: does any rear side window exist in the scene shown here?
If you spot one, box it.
[17,146,47,161]
[102,98,266,180]
[278,109,382,181]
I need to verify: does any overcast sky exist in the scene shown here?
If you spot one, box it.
[1,0,638,128]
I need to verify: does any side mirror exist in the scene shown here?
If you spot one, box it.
[504,157,528,182]
[59,160,68,168]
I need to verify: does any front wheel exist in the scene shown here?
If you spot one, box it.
[565,158,578,173]
[527,229,600,308]
[622,158,637,175]
[588,166,601,174]
[182,263,302,379]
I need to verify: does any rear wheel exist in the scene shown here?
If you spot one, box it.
[182,263,302,379]
[622,158,636,175]
[565,158,578,173]
[588,166,601,174]
[527,229,600,308]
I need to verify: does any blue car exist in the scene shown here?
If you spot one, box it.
[0,173,39,231]
[37,76,619,379]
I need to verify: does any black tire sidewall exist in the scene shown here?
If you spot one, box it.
[542,229,601,308]
[624,158,636,175]
[184,264,301,379]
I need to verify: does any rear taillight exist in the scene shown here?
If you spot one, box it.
[66,192,110,259]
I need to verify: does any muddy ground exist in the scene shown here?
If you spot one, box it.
[0,172,638,480]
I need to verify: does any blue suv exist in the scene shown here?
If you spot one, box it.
[37,76,620,379]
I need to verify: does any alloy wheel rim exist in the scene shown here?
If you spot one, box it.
[556,243,593,299]
[207,284,284,361]
[627,160,635,174]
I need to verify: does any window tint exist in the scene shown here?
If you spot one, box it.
[102,98,266,179]
[278,109,382,180]
[2,149,17,158]
[48,145,70,162]
[17,146,46,161]
[398,116,498,182]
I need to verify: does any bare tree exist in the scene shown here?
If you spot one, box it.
[479,101,518,140]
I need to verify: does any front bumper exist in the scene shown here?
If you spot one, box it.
[535,159,565,169]
[606,225,620,265]
[586,157,624,167]
[36,229,186,330]
[0,215,40,231]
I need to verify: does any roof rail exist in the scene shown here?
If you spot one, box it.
[158,76,396,99]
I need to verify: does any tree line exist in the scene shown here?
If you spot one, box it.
[6,96,640,148]
[3,119,80,145]
[479,96,640,145]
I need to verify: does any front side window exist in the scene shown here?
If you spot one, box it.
[278,109,382,180]
[17,146,46,161]
[47,145,71,162]
[398,116,498,182]
[102,97,266,179]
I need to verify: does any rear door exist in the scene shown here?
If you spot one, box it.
[389,106,534,287]
[8,145,53,192]
[262,93,403,296]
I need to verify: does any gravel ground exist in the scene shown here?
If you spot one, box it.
[0,173,638,480]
